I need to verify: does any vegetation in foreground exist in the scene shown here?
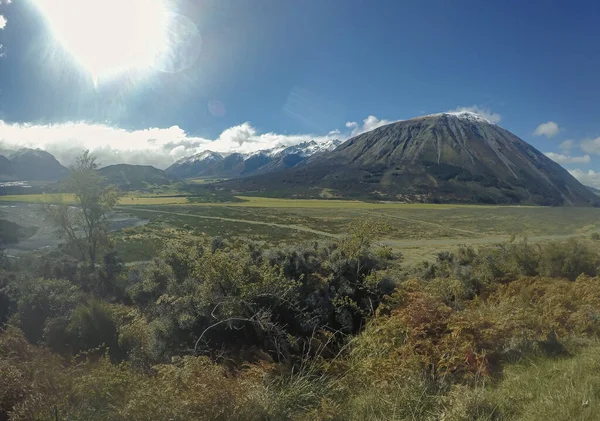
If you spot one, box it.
[2,152,600,420]
[3,230,600,420]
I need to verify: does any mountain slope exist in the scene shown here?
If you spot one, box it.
[99,164,173,190]
[586,186,600,196]
[166,151,226,178]
[0,155,14,180]
[9,149,69,181]
[219,112,597,206]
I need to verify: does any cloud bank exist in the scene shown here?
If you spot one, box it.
[569,169,600,189]
[534,121,560,138]
[0,119,348,169]
[345,115,395,136]
[544,152,590,164]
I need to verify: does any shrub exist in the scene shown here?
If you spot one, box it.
[537,239,600,280]
[12,277,84,344]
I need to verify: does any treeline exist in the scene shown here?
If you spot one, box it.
[2,232,600,420]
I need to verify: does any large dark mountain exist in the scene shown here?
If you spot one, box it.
[219,112,598,206]
[98,164,173,190]
[166,140,342,179]
[1,149,69,181]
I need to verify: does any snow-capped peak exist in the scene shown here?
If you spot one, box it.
[172,139,344,168]
[268,139,343,158]
[175,150,223,165]
[435,111,496,125]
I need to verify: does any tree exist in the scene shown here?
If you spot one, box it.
[44,151,119,270]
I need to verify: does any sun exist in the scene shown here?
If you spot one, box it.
[34,0,170,81]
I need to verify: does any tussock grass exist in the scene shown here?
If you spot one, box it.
[443,342,600,420]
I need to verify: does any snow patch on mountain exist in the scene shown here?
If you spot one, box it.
[439,111,497,125]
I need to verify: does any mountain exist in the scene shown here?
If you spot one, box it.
[586,186,600,196]
[0,155,14,180]
[166,151,226,178]
[218,112,598,206]
[166,140,343,179]
[98,164,173,190]
[8,149,69,181]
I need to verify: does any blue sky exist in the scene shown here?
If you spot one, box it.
[0,0,599,183]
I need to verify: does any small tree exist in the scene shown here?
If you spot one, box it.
[44,151,119,270]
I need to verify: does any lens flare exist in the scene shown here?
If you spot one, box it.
[34,0,171,82]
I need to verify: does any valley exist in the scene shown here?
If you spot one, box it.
[5,193,600,264]
[116,201,600,263]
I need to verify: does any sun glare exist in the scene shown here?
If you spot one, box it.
[34,0,169,81]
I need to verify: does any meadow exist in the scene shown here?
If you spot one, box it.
[4,193,600,263]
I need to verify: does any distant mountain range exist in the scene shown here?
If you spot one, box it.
[1,116,598,206]
[0,148,69,181]
[166,139,343,179]
[217,112,599,206]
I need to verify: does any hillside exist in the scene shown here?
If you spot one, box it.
[587,185,600,196]
[220,112,598,206]
[98,164,173,190]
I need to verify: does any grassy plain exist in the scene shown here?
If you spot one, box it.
[116,198,600,263]
[4,193,600,263]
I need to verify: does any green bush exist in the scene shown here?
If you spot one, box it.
[12,277,84,344]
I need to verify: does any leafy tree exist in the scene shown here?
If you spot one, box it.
[43,151,119,269]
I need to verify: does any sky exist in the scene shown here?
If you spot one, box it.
[0,0,600,185]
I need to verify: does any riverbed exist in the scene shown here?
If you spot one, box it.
[0,202,147,257]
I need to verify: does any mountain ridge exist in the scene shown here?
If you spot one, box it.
[166,139,343,179]
[215,113,598,206]
[1,148,69,181]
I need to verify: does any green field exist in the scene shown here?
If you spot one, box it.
[0,193,530,208]
[4,193,600,263]
[111,197,600,263]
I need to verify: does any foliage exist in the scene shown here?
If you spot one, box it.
[43,151,120,269]
[3,234,600,420]
[125,225,395,363]
[10,277,84,344]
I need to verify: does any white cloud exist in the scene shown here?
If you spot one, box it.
[0,118,349,169]
[346,115,394,137]
[559,139,574,152]
[448,106,502,124]
[0,0,9,29]
[544,152,590,164]
[580,137,600,155]
[533,121,560,138]
[569,169,600,189]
